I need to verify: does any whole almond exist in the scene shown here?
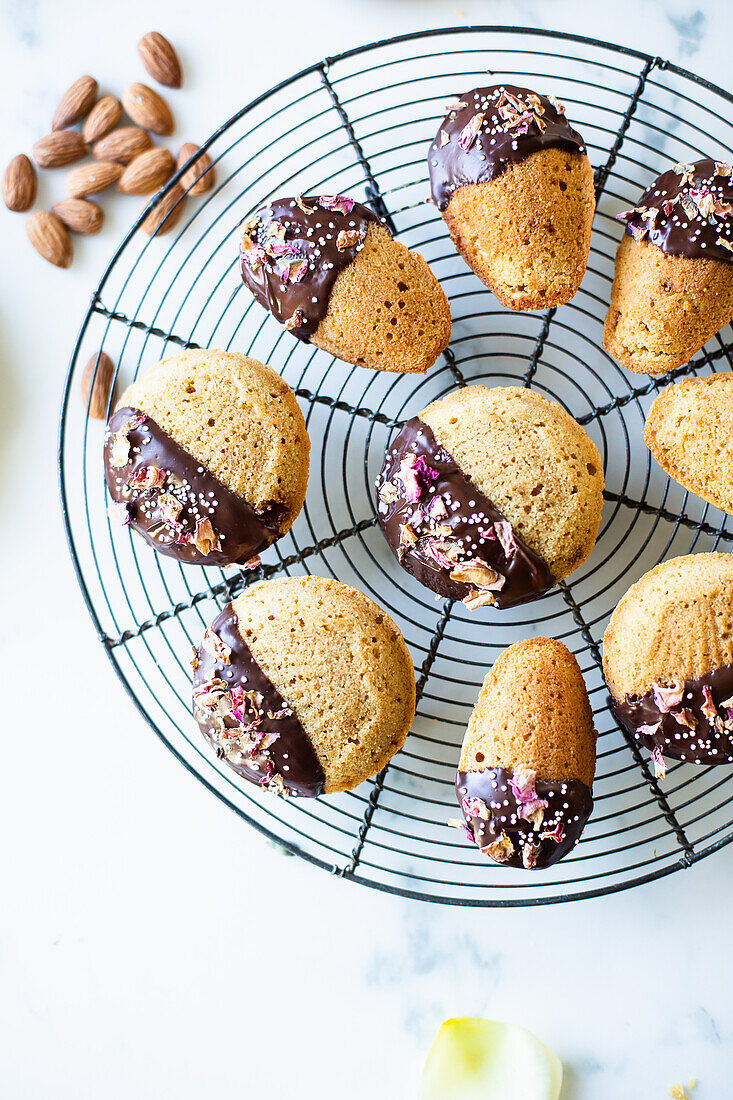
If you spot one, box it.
[119,147,175,195]
[52,75,98,130]
[66,160,123,198]
[3,154,37,212]
[138,32,182,89]
[81,351,116,418]
[26,210,72,268]
[32,130,88,169]
[141,183,186,236]
[52,198,104,235]
[177,143,215,195]
[122,83,174,135]
[83,95,122,143]
[92,126,152,165]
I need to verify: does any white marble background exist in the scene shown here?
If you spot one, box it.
[1,1,731,1097]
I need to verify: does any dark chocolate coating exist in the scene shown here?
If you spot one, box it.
[621,157,733,264]
[104,407,285,567]
[610,661,733,767]
[428,84,586,212]
[376,417,553,608]
[193,603,325,797]
[239,195,383,339]
[456,767,593,869]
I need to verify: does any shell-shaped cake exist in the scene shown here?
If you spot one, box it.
[428,85,595,310]
[455,638,596,869]
[239,194,451,373]
[604,553,733,775]
[605,159,733,373]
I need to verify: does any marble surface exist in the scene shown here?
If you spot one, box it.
[1,1,732,1096]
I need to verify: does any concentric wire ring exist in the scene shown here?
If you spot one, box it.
[60,27,733,904]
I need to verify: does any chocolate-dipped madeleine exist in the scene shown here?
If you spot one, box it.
[454,639,596,869]
[604,159,733,374]
[428,85,594,310]
[376,386,603,609]
[193,577,416,795]
[239,194,451,373]
[604,553,733,775]
[104,349,309,567]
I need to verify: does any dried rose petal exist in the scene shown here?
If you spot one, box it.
[628,222,648,243]
[509,766,541,804]
[397,454,422,503]
[378,480,398,505]
[449,559,505,590]
[109,431,131,468]
[652,746,667,780]
[540,822,565,844]
[426,494,448,520]
[422,537,462,570]
[447,817,476,843]
[638,721,662,738]
[129,464,166,491]
[493,520,517,559]
[241,235,265,269]
[108,500,131,526]
[158,492,183,526]
[522,841,541,869]
[652,681,684,712]
[126,412,147,431]
[336,228,365,251]
[673,162,696,186]
[201,626,231,665]
[439,129,450,147]
[243,555,261,571]
[672,708,697,730]
[462,589,496,610]
[457,111,484,151]
[295,195,315,214]
[194,518,221,556]
[461,796,490,820]
[399,522,418,548]
[701,685,718,721]
[318,194,354,215]
[717,236,733,253]
[283,308,304,331]
[481,832,514,863]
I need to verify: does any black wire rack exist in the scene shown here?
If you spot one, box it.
[59,27,733,905]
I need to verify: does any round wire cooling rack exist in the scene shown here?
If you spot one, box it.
[60,26,733,906]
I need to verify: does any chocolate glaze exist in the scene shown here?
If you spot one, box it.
[239,195,383,340]
[376,417,553,609]
[621,157,733,264]
[193,603,325,797]
[456,767,593,869]
[610,661,733,769]
[428,85,586,212]
[104,407,285,567]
